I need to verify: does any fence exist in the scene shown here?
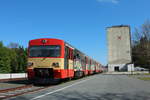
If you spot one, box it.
[0,73,27,80]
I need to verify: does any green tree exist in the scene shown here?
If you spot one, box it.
[0,42,11,73]
[16,46,27,72]
[9,48,18,73]
[0,42,27,73]
[8,43,27,73]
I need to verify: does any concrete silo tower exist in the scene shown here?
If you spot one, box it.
[107,25,134,72]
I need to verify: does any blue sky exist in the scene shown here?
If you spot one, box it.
[0,0,150,65]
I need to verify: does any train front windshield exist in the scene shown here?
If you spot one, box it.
[29,45,61,57]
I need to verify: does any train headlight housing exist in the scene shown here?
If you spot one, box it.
[27,62,33,67]
[52,62,59,67]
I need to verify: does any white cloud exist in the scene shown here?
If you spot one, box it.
[97,0,119,4]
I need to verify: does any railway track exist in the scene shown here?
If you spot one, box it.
[0,75,96,99]
[0,84,49,99]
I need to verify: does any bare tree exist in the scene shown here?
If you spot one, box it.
[132,20,150,72]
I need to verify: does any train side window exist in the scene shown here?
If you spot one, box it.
[66,47,72,60]
[77,54,80,59]
[74,55,76,59]
[69,48,71,59]
[70,49,73,60]
[66,47,69,59]
[70,49,71,59]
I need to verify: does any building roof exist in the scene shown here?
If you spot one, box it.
[107,25,130,29]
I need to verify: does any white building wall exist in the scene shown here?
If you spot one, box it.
[127,64,134,71]
[108,64,127,72]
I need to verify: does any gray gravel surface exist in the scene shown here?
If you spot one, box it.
[0,80,29,90]
[6,74,150,100]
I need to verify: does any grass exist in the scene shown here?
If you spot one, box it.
[143,73,150,75]
[137,77,150,81]
[128,72,150,81]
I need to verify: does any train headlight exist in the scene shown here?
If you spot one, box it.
[27,62,33,67]
[42,39,47,44]
[52,62,59,67]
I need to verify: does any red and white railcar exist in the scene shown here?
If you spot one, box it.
[27,38,102,84]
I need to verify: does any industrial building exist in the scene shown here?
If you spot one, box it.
[107,25,134,72]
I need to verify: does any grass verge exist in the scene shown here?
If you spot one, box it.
[137,77,150,81]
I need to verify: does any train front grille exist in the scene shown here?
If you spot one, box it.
[34,68,54,78]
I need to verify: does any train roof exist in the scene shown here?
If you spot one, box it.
[29,38,64,42]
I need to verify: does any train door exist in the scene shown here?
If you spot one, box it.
[68,48,73,77]
[82,56,86,75]
[73,50,82,78]
[64,46,69,77]
[85,57,88,75]
[90,60,92,74]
